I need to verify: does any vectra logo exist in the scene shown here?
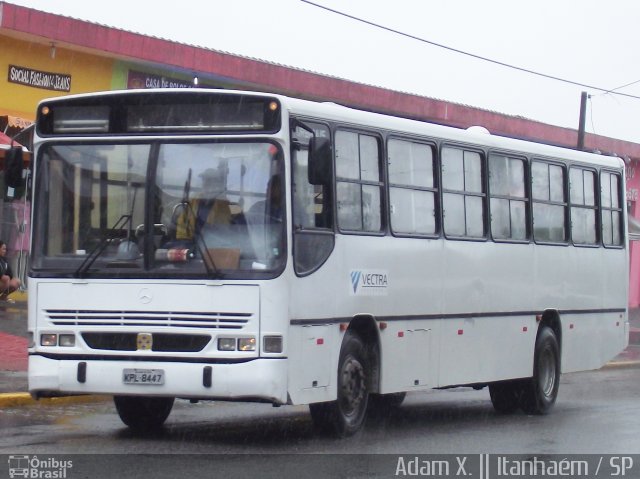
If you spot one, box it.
[350,270,389,296]
[350,271,362,293]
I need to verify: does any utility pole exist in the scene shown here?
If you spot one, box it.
[577,91,588,150]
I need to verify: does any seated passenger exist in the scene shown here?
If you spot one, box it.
[176,166,232,240]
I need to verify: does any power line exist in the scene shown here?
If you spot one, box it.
[588,95,597,135]
[603,79,640,95]
[300,0,640,101]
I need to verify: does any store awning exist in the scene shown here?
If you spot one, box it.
[1,115,33,130]
[0,131,24,148]
[629,215,640,241]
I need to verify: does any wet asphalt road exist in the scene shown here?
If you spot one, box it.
[2,367,639,456]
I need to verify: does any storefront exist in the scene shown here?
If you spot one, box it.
[0,34,213,287]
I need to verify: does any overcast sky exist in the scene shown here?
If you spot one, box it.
[8,0,640,144]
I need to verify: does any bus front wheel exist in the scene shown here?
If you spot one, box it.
[519,326,560,414]
[309,331,369,437]
[114,396,174,430]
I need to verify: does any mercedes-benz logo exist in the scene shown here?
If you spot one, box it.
[138,288,153,304]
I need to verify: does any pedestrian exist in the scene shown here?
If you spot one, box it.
[0,240,21,303]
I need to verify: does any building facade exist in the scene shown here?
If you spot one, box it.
[1,1,640,306]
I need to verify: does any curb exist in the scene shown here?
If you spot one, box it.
[602,360,640,369]
[0,393,111,408]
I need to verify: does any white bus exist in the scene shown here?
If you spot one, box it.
[13,89,628,436]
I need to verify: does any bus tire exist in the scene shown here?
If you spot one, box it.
[489,380,523,414]
[113,396,174,430]
[520,326,560,415]
[309,331,369,437]
[367,392,406,417]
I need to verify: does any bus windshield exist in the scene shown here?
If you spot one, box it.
[31,140,285,278]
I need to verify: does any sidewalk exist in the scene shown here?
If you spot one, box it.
[1,297,639,402]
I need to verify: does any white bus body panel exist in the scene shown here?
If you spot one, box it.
[288,233,628,401]
[28,280,288,403]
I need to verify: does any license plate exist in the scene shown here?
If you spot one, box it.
[123,368,165,385]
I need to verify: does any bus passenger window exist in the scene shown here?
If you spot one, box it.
[601,171,623,246]
[335,130,382,233]
[532,160,567,243]
[569,168,597,245]
[388,139,436,236]
[442,146,486,238]
[489,154,527,241]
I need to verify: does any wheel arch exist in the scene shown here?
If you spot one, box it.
[345,314,381,394]
[539,309,562,352]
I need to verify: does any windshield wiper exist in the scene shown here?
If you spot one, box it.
[74,214,132,278]
[177,200,219,278]
[174,168,219,277]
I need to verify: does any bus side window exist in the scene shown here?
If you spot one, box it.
[388,138,437,236]
[569,167,597,245]
[292,123,332,230]
[442,146,486,238]
[601,171,623,246]
[532,160,568,243]
[335,130,383,233]
[489,153,527,241]
[291,121,335,276]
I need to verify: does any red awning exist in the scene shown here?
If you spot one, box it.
[0,131,23,148]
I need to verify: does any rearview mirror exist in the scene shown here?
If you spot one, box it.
[4,146,24,188]
[308,137,332,186]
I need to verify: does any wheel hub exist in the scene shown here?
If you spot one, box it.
[340,356,365,414]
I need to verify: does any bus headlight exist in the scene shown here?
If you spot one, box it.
[59,334,76,347]
[263,336,283,353]
[217,338,236,351]
[238,337,256,352]
[41,334,58,346]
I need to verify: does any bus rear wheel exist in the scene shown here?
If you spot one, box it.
[114,396,174,430]
[309,331,369,437]
[489,380,523,413]
[520,326,560,414]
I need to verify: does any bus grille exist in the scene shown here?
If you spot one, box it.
[45,310,251,329]
[81,332,211,352]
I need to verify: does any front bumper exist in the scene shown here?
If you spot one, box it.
[28,354,288,404]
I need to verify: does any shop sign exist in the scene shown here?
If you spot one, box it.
[127,70,193,89]
[8,64,71,92]
[627,188,638,202]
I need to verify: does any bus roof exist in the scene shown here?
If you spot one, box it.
[282,94,624,170]
[38,88,624,170]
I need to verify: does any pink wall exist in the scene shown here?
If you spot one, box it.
[627,160,640,308]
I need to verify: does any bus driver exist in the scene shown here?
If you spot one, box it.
[175,166,232,240]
